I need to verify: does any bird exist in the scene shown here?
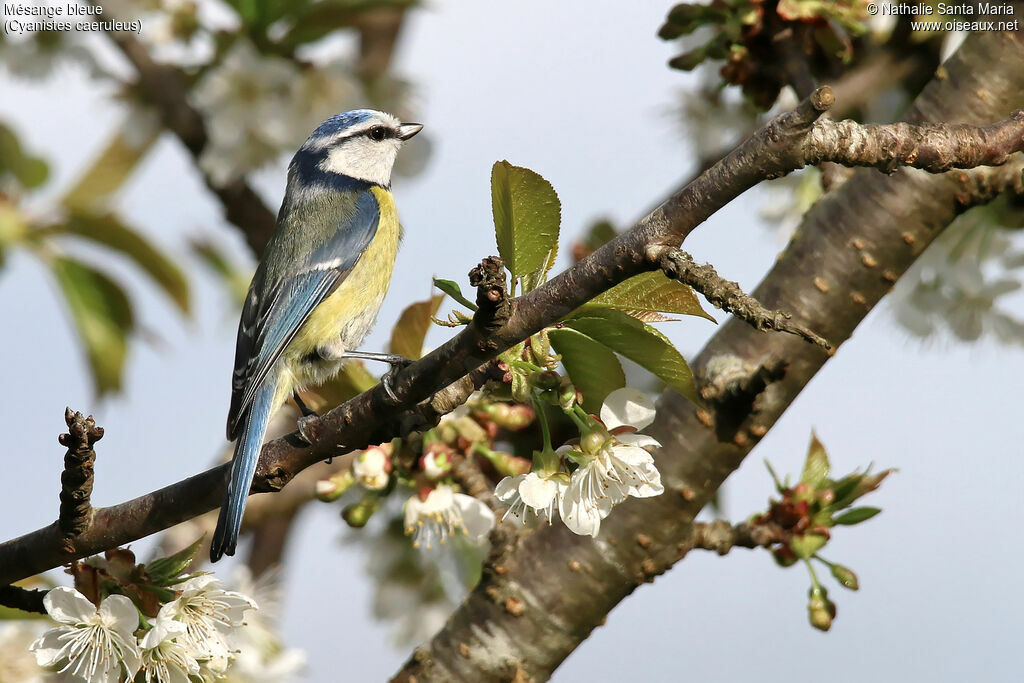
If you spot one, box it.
[210,109,423,562]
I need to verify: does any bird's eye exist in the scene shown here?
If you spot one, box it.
[368,126,387,141]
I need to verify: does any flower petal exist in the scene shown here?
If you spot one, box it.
[494,474,525,502]
[454,494,495,539]
[98,594,140,636]
[616,432,661,449]
[518,474,559,508]
[42,586,97,624]
[600,388,656,431]
[29,627,68,667]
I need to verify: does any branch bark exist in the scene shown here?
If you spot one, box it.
[1,31,1022,620]
[389,27,1024,682]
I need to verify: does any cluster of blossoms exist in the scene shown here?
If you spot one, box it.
[496,387,663,537]
[318,385,664,549]
[14,541,303,682]
[29,575,255,682]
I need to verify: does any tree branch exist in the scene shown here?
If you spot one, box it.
[3,39,1024,593]
[657,249,832,350]
[389,27,1024,682]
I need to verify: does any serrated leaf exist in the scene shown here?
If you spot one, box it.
[564,308,696,403]
[832,507,881,526]
[549,328,626,413]
[432,278,477,311]
[52,257,134,395]
[801,431,830,488]
[585,271,714,322]
[491,160,561,279]
[44,212,190,315]
[390,294,444,361]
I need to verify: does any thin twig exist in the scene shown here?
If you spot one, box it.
[658,249,832,350]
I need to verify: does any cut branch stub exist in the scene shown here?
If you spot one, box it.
[57,408,102,550]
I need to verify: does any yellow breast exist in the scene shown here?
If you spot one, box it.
[287,186,401,360]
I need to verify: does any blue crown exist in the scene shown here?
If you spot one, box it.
[308,110,377,140]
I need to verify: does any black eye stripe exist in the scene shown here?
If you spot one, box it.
[366,126,394,141]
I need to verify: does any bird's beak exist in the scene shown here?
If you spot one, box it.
[398,123,424,141]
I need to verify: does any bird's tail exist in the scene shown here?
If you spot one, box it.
[211,381,276,562]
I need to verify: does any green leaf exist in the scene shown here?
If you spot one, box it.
[832,507,881,526]
[491,160,561,279]
[44,212,190,315]
[432,278,477,311]
[585,271,714,322]
[549,328,626,413]
[51,257,134,396]
[0,121,50,189]
[801,431,830,488]
[521,239,558,294]
[62,124,159,211]
[764,459,787,493]
[146,537,203,586]
[390,294,444,361]
[564,308,697,403]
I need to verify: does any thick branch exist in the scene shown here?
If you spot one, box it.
[3,42,1024,589]
[390,27,1024,682]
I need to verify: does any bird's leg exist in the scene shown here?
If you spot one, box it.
[341,350,413,402]
[292,391,318,417]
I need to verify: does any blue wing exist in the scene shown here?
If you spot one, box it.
[227,189,381,439]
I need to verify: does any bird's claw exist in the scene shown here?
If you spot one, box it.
[381,355,413,404]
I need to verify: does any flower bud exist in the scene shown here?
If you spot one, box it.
[353,445,393,491]
[420,443,454,480]
[342,494,380,528]
[529,370,561,391]
[830,563,859,590]
[316,470,356,502]
[807,586,836,632]
[488,403,535,431]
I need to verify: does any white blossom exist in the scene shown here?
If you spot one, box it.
[222,567,306,682]
[494,472,567,525]
[138,603,200,683]
[403,485,494,548]
[30,587,141,683]
[161,575,256,674]
[558,388,664,537]
[353,446,391,491]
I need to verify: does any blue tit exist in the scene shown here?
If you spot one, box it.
[210,110,423,562]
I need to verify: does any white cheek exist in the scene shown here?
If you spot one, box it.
[320,139,400,186]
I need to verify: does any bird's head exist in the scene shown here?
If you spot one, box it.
[295,109,423,188]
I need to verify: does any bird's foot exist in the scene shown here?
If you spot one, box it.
[381,355,414,404]
[293,391,319,417]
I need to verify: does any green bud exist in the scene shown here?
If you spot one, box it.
[342,494,380,528]
[558,379,578,411]
[529,370,561,391]
[830,563,859,590]
[807,586,836,632]
[315,470,355,502]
